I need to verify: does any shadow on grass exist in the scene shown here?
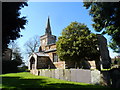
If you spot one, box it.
[2,76,106,89]
[46,83,105,88]
[2,77,47,89]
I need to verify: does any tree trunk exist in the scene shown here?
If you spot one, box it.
[75,60,81,69]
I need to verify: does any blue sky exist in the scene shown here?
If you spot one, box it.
[16,2,118,64]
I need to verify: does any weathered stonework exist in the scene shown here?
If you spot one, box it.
[31,69,101,84]
[91,70,101,84]
[53,61,65,69]
[28,18,111,71]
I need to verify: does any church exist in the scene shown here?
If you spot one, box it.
[28,17,111,70]
[28,17,65,70]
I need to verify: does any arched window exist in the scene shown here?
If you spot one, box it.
[53,53,58,62]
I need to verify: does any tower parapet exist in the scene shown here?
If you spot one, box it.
[40,17,56,51]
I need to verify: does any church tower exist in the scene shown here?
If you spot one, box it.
[40,17,56,51]
[45,16,52,35]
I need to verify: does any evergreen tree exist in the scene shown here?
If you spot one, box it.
[2,2,28,54]
[83,2,120,53]
[56,22,99,68]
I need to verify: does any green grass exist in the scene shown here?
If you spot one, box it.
[0,72,108,89]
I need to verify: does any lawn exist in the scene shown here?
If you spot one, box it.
[0,72,107,89]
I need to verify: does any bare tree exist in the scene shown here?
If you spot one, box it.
[8,41,23,65]
[24,35,40,56]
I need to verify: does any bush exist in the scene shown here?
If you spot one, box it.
[18,65,28,72]
[2,60,20,74]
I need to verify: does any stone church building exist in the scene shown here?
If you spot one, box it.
[28,17,111,70]
[28,17,65,70]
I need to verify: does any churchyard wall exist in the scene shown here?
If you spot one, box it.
[30,67,120,88]
[30,69,101,84]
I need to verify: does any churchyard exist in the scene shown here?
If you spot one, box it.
[0,72,107,89]
[2,1,120,89]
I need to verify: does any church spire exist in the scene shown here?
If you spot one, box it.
[45,16,52,35]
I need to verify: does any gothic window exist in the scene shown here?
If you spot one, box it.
[53,53,58,62]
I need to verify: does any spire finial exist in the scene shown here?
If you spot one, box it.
[45,16,52,35]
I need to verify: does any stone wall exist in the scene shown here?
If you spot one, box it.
[30,69,100,84]
[45,44,56,51]
[53,61,65,69]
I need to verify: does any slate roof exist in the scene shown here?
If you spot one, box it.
[44,48,56,53]
[34,52,49,57]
